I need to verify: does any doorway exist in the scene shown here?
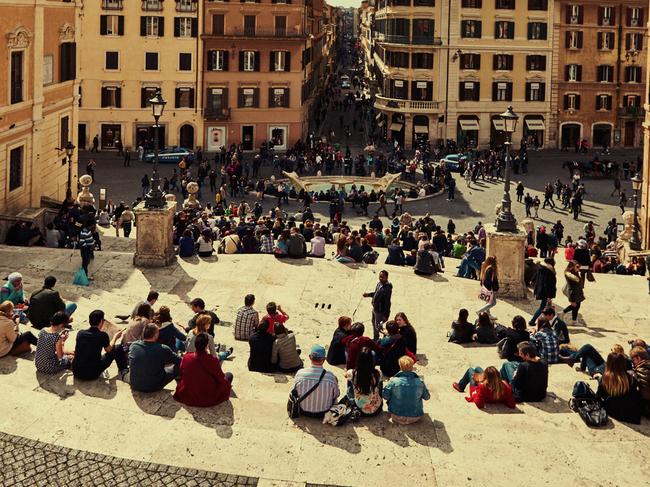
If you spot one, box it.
[624,121,635,146]
[179,124,194,149]
[100,124,121,149]
[592,124,612,148]
[136,125,166,150]
[77,124,87,150]
[242,125,254,151]
[561,123,581,150]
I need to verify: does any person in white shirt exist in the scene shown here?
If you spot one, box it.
[310,231,326,258]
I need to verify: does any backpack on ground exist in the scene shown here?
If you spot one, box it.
[362,251,379,264]
[569,381,608,427]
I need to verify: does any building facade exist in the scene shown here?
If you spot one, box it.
[370,0,442,150]
[78,0,202,151]
[0,0,79,214]
[641,13,650,251]
[552,2,647,150]
[202,0,332,153]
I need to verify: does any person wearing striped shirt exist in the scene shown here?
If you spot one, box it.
[78,223,96,278]
[292,344,339,418]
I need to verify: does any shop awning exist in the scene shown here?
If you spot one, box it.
[525,119,546,130]
[389,122,404,131]
[492,119,505,131]
[458,119,479,131]
[377,120,385,127]
[414,125,429,134]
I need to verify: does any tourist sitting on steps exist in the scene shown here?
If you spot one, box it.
[292,344,340,418]
[234,294,259,342]
[597,352,643,424]
[271,323,303,373]
[462,366,516,409]
[382,356,430,424]
[34,311,74,374]
[341,322,383,370]
[377,321,408,378]
[121,303,151,347]
[186,315,232,362]
[155,306,187,353]
[630,346,650,418]
[326,316,352,366]
[0,301,38,357]
[186,298,219,337]
[125,323,181,392]
[345,347,383,417]
[500,342,549,403]
[448,308,474,344]
[247,318,276,372]
[130,290,158,319]
[27,276,77,330]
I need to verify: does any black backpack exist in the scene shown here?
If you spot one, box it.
[569,381,608,427]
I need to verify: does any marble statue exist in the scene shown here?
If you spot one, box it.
[76,174,95,206]
[183,181,201,209]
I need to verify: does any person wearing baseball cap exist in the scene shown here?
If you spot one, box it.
[291,344,340,418]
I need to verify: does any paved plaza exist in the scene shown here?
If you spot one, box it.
[0,241,649,486]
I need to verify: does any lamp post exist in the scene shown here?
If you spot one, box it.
[629,174,643,250]
[64,141,75,201]
[144,90,167,209]
[495,105,519,232]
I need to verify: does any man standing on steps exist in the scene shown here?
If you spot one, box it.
[363,270,392,340]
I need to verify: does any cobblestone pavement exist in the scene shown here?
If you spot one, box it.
[0,432,258,487]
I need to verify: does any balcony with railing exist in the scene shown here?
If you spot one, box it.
[175,0,198,12]
[204,107,231,120]
[210,27,304,38]
[141,0,163,11]
[374,33,442,46]
[102,0,123,10]
[618,106,645,118]
[374,95,440,112]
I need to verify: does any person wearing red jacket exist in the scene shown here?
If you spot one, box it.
[341,322,383,370]
[464,366,516,409]
[174,332,233,407]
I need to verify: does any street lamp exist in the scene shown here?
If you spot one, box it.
[629,174,643,250]
[144,89,167,209]
[495,105,519,232]
[64,141,75,201]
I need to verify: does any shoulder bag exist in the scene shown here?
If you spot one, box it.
[287,369,326,418]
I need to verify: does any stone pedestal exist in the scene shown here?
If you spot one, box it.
[485,224,527,298]
[133,201,176,267]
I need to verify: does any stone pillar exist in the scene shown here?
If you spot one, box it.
[133,201,176,267]
[485,224,527,298]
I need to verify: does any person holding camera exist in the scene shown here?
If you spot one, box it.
[34,311,74,374]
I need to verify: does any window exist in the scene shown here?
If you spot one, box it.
[274,16,286,36]
[207,50,228,71]
[566,4,583,24]
[206,87,228,114]
[142,0,163,11]
[462,0,481,6]
[493,54,513,70]
[412,52,433,69]
[525,82,545,101]
[174,17,198,37]
[240,51,258,71]
[238,87,259,108]
[101,86,121,107]
[9,147,23,192]
[270,51,290,72]
[411,80,432,101]
[563,93,580,110]
[269,87,289,108]
[565,31,583,49]
[386,51,409,68]
[597,65,614,82]
[102,0,123,9]
[460,53,480,69]
[492,81,512,101]
[495,0,514,9]
[413,0,434,5]
[176,0,197,12]
[625,66,642,83]
[598,6,614,26]
[212,14,224,35]
[625,94,642,107]
[596,94,612,110]
[10,51,24,104]
[60,116,69,149]
[43,54,53,85]
[175,87,195,108]
[627,7,643,27]
[528,22,547,40]
[461,20,482,38]
[145,52,159,70]
[526,55,546,71]
[495,21,515,39]
[389,79,407,99]
[412,19,434,43]
[100,15,124,35]
[59,42,76,82]
[140,86,159,107]
[105,51,119,70]
[528,0,547,10]
[626,33,643,51]
[179,53,192,71]
[597,32,615,50]
[244,15,256,36]
[459,81,480,101]
[141,16,164,37]
[565,64,582,81]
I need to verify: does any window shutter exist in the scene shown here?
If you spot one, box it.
[494,21,499,38]
[192,18,198,37]
[100,15,107,35]
[526,55,531,69]
[563,94,569,110]
[492,82,497,100]
[610,8,616,26]
[268,87,274,107]
[577,31,583,48]
[284,88,290,107]
[507,55,513,70]
[541,23,547,39]
[564,65,569,80]
[565,5,570,23]
[596,96,601,110]
[285,52,291,71]
[270,51,276,71]
[598,7,604,25]
[141,87,147,108]
[238,89,244,108]
[140,16,147,36]
[474,83,480,100]
[578,6,583,23]
[596,65,602,81]
[222,88,229,108]
[116,88,121,108]
[158,17,164,36]
[527,22,532,39]
[477,22,482,37]
[509,22,514,38]
[506,83,512,100]
[525,82,531,101]
[541,56,546,70]
[597,32,602,49]
[189,88,195,108]
[174,18,180,37]
[101,88,108,108]
[458,82,465,101]
[565,31,570,48]
[577,65,582,81]
[253,88,259,107]
[223,51,229,71]
[207,50,215,70]
[254,52,260,71]
[239,51,244,71]
[539,83,545,101]
[640,8,645,25]
[575,95,580,110]
[626,7,632,26]
[492,55,498,70]
[118,16,125,35]
[635,95,641,106]
[175,88,181,108]
[625,33,631,50]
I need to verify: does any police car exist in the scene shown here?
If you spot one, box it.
[143,147,196,164]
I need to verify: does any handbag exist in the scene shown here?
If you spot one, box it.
[478,285,493,302]
[287,369,326,418]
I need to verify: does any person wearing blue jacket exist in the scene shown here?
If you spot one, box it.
[382,355,430,424]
